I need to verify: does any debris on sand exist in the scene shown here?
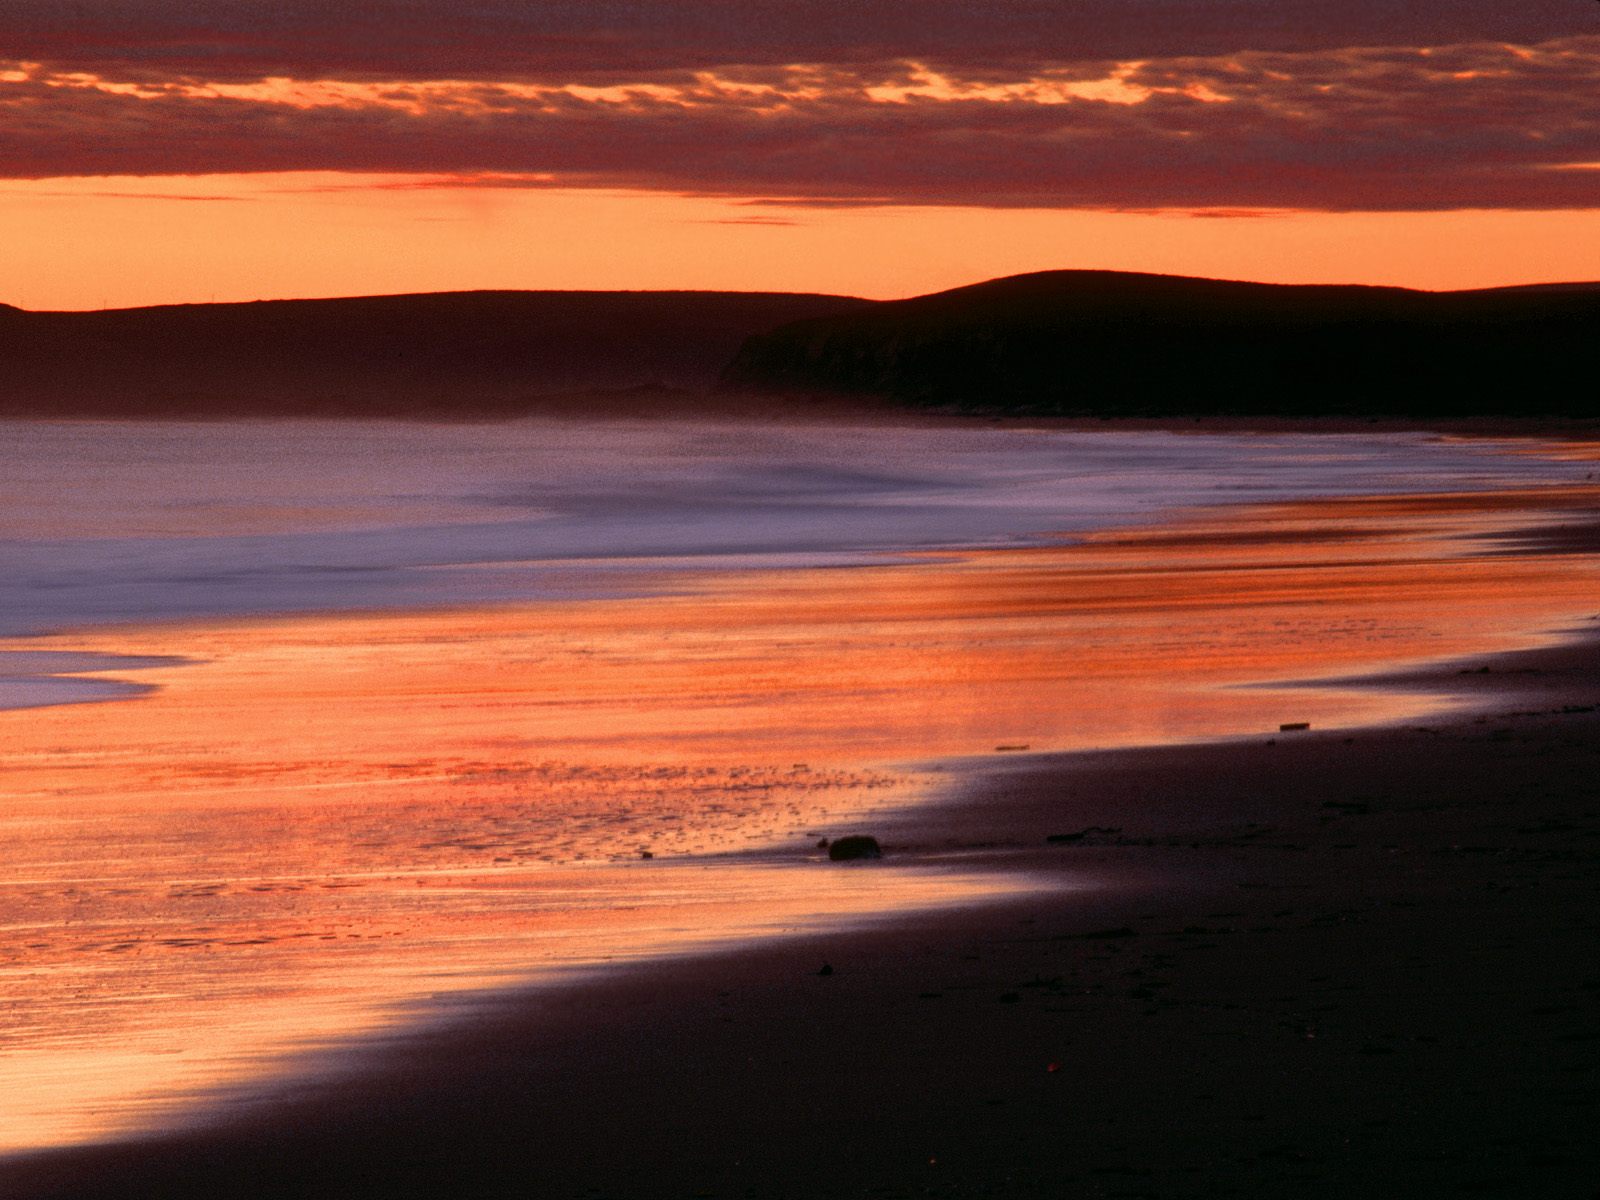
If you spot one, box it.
[826,835,883,861]
[1046,826,1121,844]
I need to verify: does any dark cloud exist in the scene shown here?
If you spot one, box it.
[3,1,1591,83]
[15,188,253,201]
[3,37,1597,211]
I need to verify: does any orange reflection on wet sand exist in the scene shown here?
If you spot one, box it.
[2,481,1598,1151]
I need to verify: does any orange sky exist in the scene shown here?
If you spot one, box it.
[4,173,1599,311]
[4,6,1597,309]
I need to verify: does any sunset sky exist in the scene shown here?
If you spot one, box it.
[3,1,1597,309]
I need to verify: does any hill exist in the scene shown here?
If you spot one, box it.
[718,271,1599,418]
[5,275,1595,420]
[0,291,869,418]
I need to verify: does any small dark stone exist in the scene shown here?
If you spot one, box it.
[815,838,830,849]
[1279,721,1311,732]
[1045,825,1121,844]
[827,835,882,861]
[817,963,834,976]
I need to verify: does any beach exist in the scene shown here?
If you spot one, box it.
[1,421,1597,1196]
[12,0,1599,1190]
[3,619,1597,1198]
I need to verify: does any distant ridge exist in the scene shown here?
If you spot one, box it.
[0,290,869,418]
[1464,281,1600,295]
[719,271,1598,418]
[4,274,1595,420]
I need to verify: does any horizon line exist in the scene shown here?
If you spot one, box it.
[12,268,1600,316]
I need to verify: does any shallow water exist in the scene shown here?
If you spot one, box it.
[2,418,1597,1154]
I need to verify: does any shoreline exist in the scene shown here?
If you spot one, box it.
[7,405,1600,444]
[4,615,1597,1197]
[3,435,1596,1195]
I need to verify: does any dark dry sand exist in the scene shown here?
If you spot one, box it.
[5,637,1599,1197]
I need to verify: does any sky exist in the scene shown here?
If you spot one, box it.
[3,1,1597,309]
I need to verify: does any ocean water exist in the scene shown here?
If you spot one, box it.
[0,418,1576,652]
[2,417,1596,1153]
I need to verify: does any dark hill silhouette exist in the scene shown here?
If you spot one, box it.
[0,290,869,418]
[6,275,1595,420]
[718,271,1598,418]
[1466,281,1600,295]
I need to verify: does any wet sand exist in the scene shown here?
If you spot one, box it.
[3,617,1597,1198]
[2,480,1598,1195]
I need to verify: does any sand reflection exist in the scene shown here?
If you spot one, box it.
[2,478,1598,1152]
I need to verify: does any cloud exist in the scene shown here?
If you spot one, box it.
[694,216,804,226]
[3,1,1591,84]
[2,36,1598,211]
[13,188,253,201]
